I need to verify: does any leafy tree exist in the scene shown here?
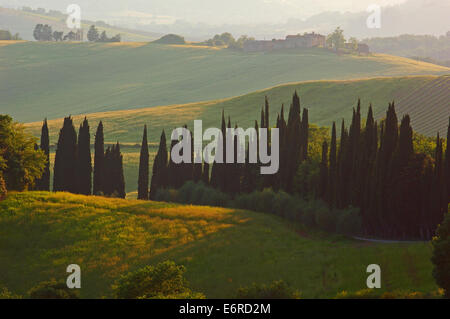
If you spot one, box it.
[236,280,300,299]
[53,31,63,41]
[327,27,345,51]
[113,261,203,299]
[432,211,450,298]
[87,25,99,42]
[138,125,149,200]
[77,118,92,195]
[28,279,79,299]
[0,115,45,191]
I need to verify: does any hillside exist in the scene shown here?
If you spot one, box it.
[0,192,438,298]
[0,7,159,42]
[1,41,449,123]
[24,75,449,194]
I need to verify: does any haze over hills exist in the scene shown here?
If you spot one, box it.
[1,41,448,123]
[2,0,449,40]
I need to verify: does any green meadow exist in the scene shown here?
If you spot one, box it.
[0,192,438,298]
[1,41,448,124]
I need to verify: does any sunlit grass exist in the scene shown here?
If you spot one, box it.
[0,192,437,298]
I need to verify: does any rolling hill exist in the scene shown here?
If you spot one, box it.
[1,41,449,123]
[24,75,449,194]
[0,192,439,298]
[0,7,159,42]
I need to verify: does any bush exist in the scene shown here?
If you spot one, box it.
[432,211,450,298]
[113,260,204,299]
[27,279,79,299]
[314,203,336,233]
[336,207,362,236]
[0,173,6,201]
[236,280,300,299]
[153,34,185,44]
[0,285,21,299]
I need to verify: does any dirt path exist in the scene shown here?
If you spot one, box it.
[352,236,428,244]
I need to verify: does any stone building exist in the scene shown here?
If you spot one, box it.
[244,32,326,52]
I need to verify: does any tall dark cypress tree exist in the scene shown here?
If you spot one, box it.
[150,130,168,200]
[327,122,337,206]
[77,117,92,195]
[93,121,105,195]
[36,119,50,191]
[114,142,126,199]
[53,116,78,193]
[319,141,328,199]
[285,92,301,192]
[444,117,450,204]
[137,125,149,200]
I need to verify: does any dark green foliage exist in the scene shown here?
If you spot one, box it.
[103,143,126,198]
[138,125,149,200]
[0,115,45,191]
[36,119,50,191]
[113,261,203,299]
[236,280,300,299]
[93,121,105,195]
[53,117,78,193]
[153,34,185,44]
[87,25,99,42]
[432,210,450,298]
[28,279,79,299]
[0,172,6,201]
[77,118,92,195]
[149,130,168,200]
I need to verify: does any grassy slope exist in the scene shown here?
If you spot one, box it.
[2,41,448,123]
[0,192,437,299]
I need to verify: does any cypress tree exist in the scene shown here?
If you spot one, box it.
[36,119,50,191]
[264,96,269,129]
[444,117,450,204]
[150,130,168,200]
[202,153,210,185]
[77,117,92,195]
[137,125,149,200]
[93,121,105,195]
[115,142,126,199]
[285,92,301,192]
[319,141,328,199]
[328,122,337,206]
[300,108,309,162]
[53,116,78,193]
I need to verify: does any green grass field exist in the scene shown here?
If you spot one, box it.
[2,41,448,124]
[0,192,438,299]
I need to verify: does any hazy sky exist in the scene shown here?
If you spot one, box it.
[2,0,409,24]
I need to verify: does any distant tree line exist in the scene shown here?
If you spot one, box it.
[87,25,121,43]
[35,117,125,198]
[199,32,255,50]
[33,24,82,42]
[0,29,21,40]
[142,93,449,240]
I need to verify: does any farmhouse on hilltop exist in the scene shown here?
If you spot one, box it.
[243,32,326,52]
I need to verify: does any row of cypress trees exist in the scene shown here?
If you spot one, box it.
[142,93,449,239]
[317,102,449,239]
[140,92,310,199]
[36,117,125,198]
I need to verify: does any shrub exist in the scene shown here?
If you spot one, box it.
[0,285,21,299]
[153,34,185,45]
[336,207,362,236]
[27,279,79,299]
[314,204,336,232]
[301,205,316,228]
[432,211,450,298]
[113,260,204,299]
[236,280,300,299]
[0,173,6,201]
